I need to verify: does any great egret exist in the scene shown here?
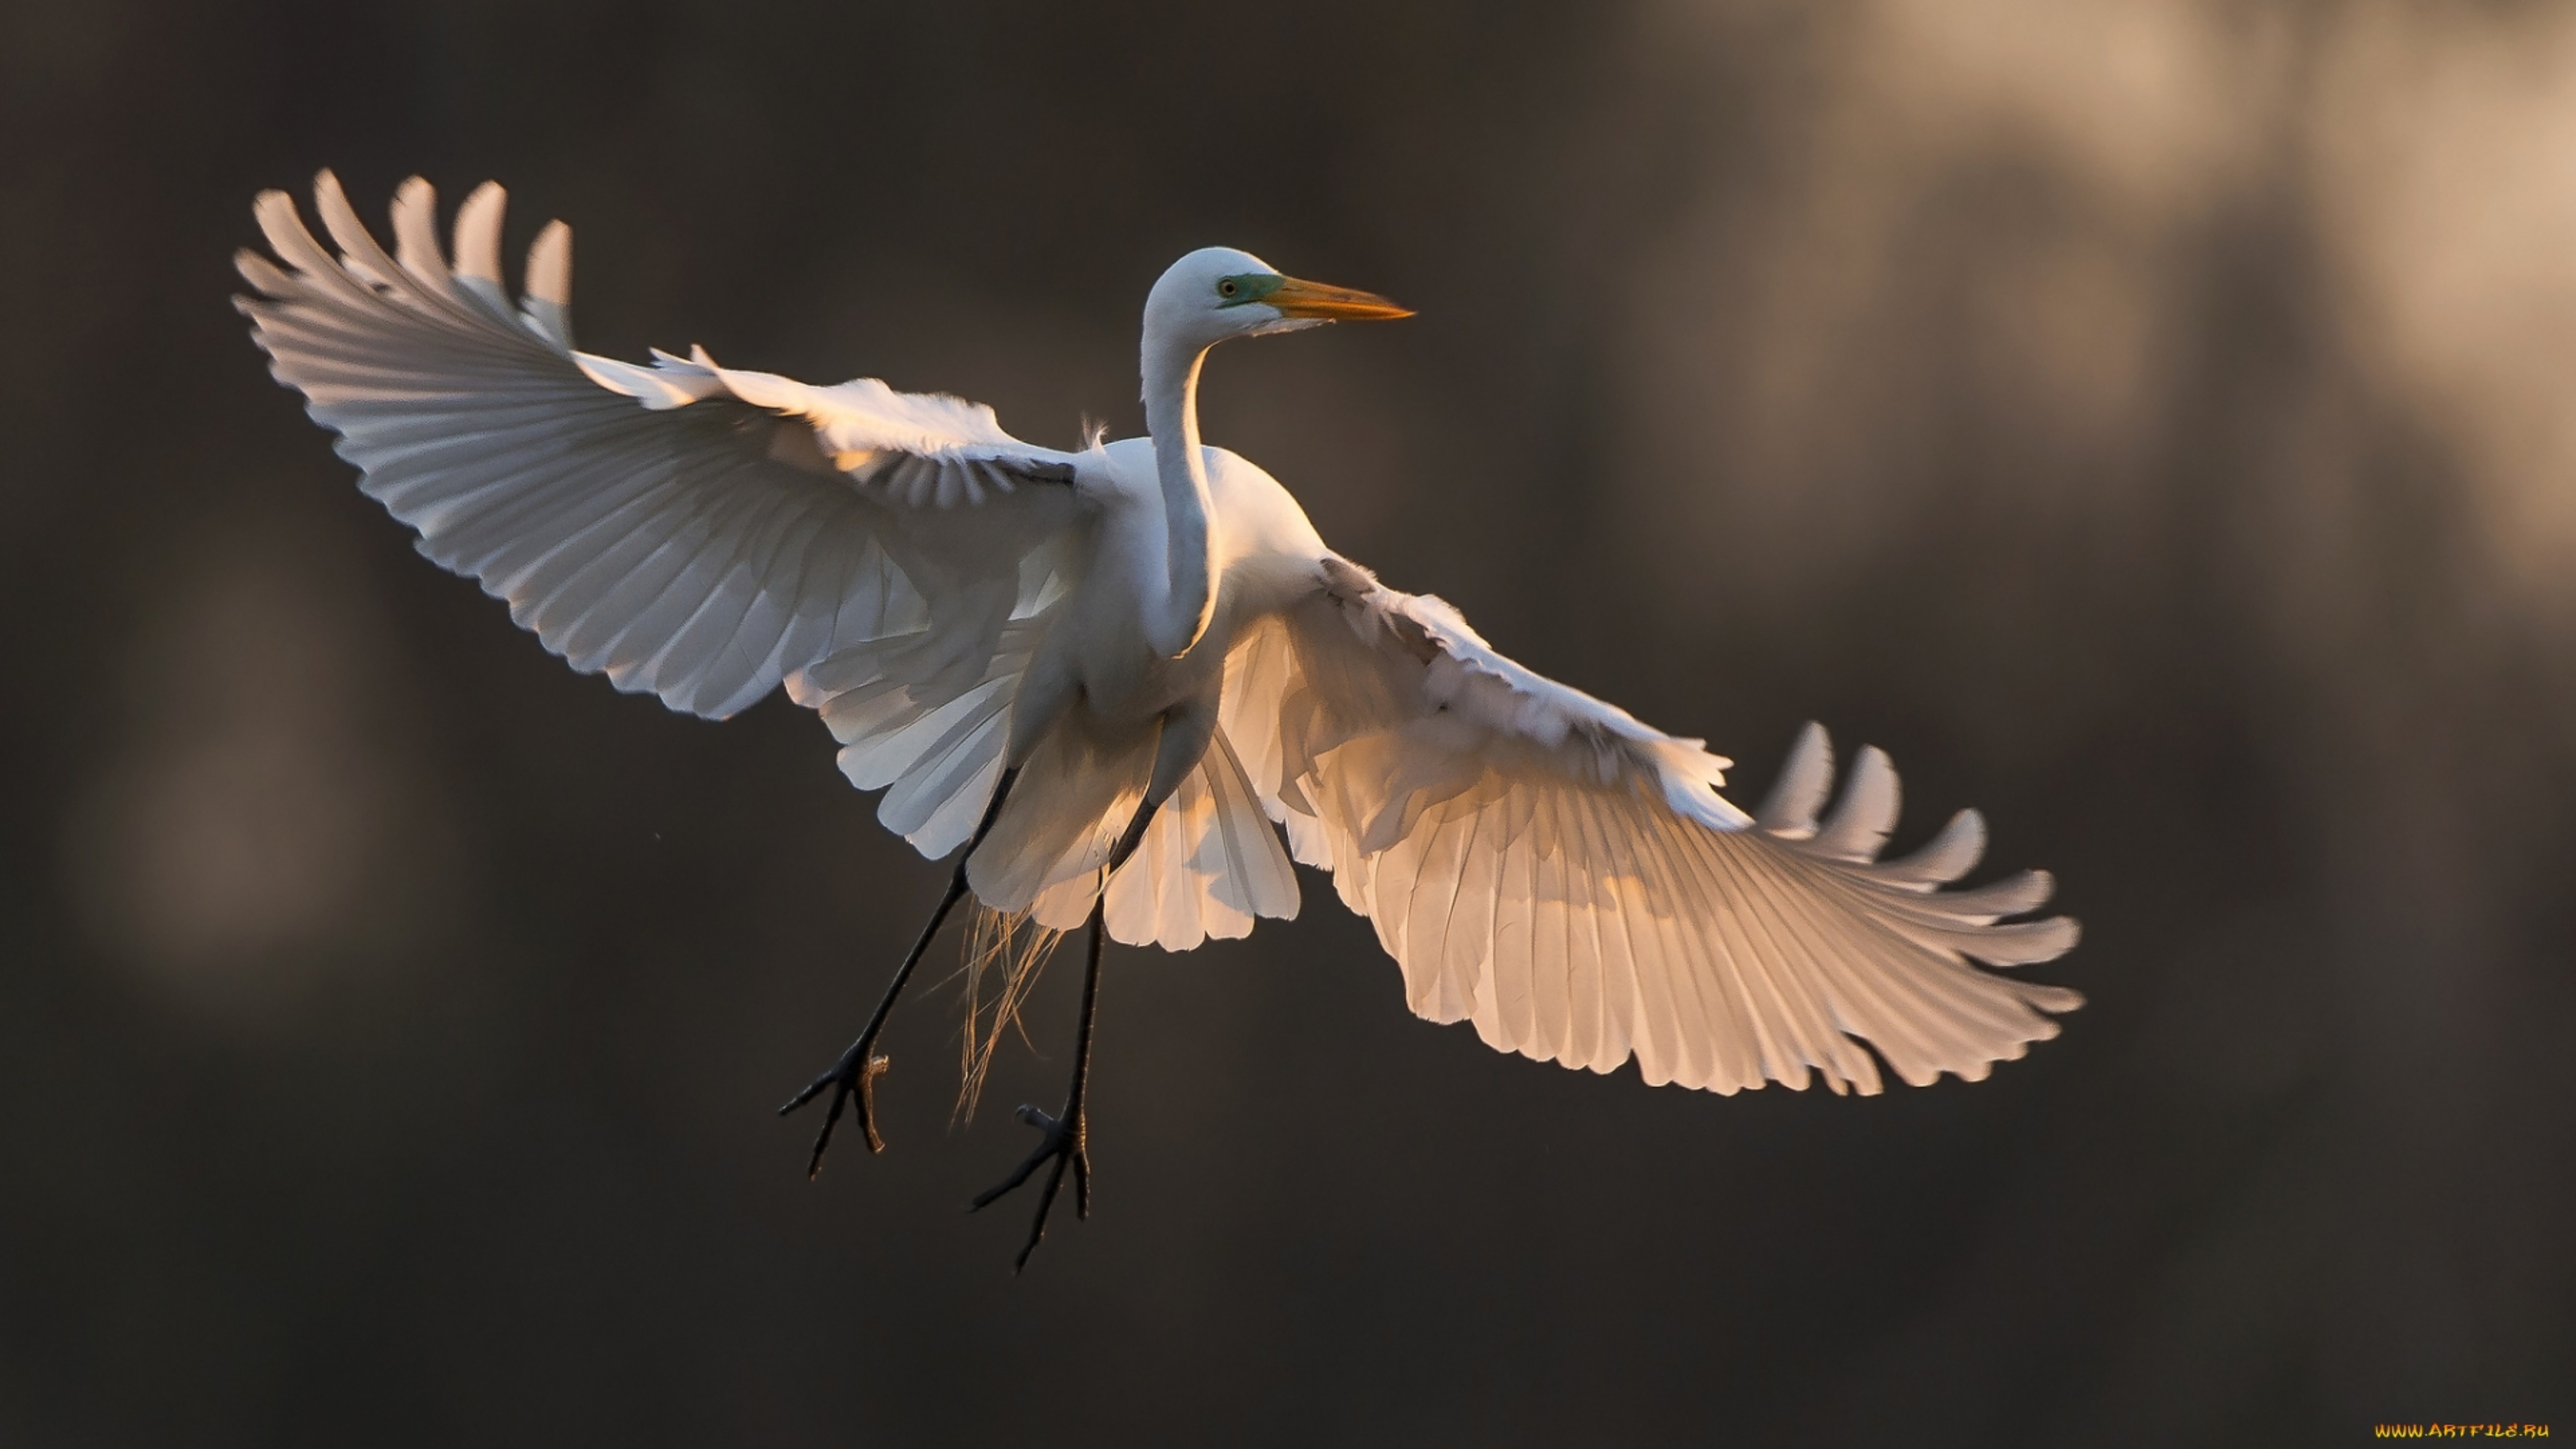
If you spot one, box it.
[237,173,2083,1268]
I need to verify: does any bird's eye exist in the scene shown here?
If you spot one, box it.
[1218,279,1238,298]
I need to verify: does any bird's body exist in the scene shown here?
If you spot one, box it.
[238,173,2085,1263]
[1014,437,1315,783]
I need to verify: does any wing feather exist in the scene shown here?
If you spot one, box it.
[1220,561,2084,1094]
[240,173,1100,870]
[239,173,1086,745]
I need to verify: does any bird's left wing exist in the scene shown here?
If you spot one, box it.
[236,171,1086,738]
[1223,557,2082,1095]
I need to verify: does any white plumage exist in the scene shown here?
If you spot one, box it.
[238,172,2082,1106]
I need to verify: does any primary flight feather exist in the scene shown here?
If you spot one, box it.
[237,173,2081,1263]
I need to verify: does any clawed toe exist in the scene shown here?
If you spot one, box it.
[968,1103,1080,1208]
[969,1101,1089,1270]
[778,1043,891,1177]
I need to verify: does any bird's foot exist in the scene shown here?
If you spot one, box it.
[776,1040,891,1177]
[968,1102,1089,1271]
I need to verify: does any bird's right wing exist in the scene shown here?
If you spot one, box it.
[1222,557,2082,1095]
[239,173,1092,855]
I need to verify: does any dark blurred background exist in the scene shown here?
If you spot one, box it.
[5,1,2572,1442]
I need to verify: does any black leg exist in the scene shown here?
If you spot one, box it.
[967,900,1102,1268]
[779,767,1018,1176]
[970,796,1156,1270]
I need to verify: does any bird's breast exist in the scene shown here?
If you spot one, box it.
[1039,437,1323,725]
[1041,566,1216,726]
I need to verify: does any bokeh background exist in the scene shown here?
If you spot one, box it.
[5,0,2573,1442]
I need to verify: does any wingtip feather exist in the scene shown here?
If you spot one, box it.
[310,169,366,259]
[519,219,574,350]
[524,219,572,307]
[1812,743,1900,862]
[1971,914,2082,967]
[389,175,453,288]
[1756,721,1833,837]
[251,187,316,267]
[1880,807,1987,888]
[233,248,291,295]
[453,182,507,283]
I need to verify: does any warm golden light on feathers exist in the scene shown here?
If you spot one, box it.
[234,172,2082,1189]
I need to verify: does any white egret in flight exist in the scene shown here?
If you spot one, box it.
[238,174,2082,1268]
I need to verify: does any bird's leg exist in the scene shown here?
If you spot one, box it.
[779,768,1019,1175]
[969,795,1155,1271]
[966,899,1104,1264]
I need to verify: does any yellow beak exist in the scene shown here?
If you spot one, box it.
[1265,275,1414,321]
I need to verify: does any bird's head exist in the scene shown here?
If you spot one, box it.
[1144,247,1411,354]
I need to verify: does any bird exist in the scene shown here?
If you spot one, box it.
[237,172,2084,1269]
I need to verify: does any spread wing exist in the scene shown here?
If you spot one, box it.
[235,171,1085,740]
[1222,557,2082,1095]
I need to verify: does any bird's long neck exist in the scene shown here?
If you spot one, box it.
[1141,334,1217,658]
